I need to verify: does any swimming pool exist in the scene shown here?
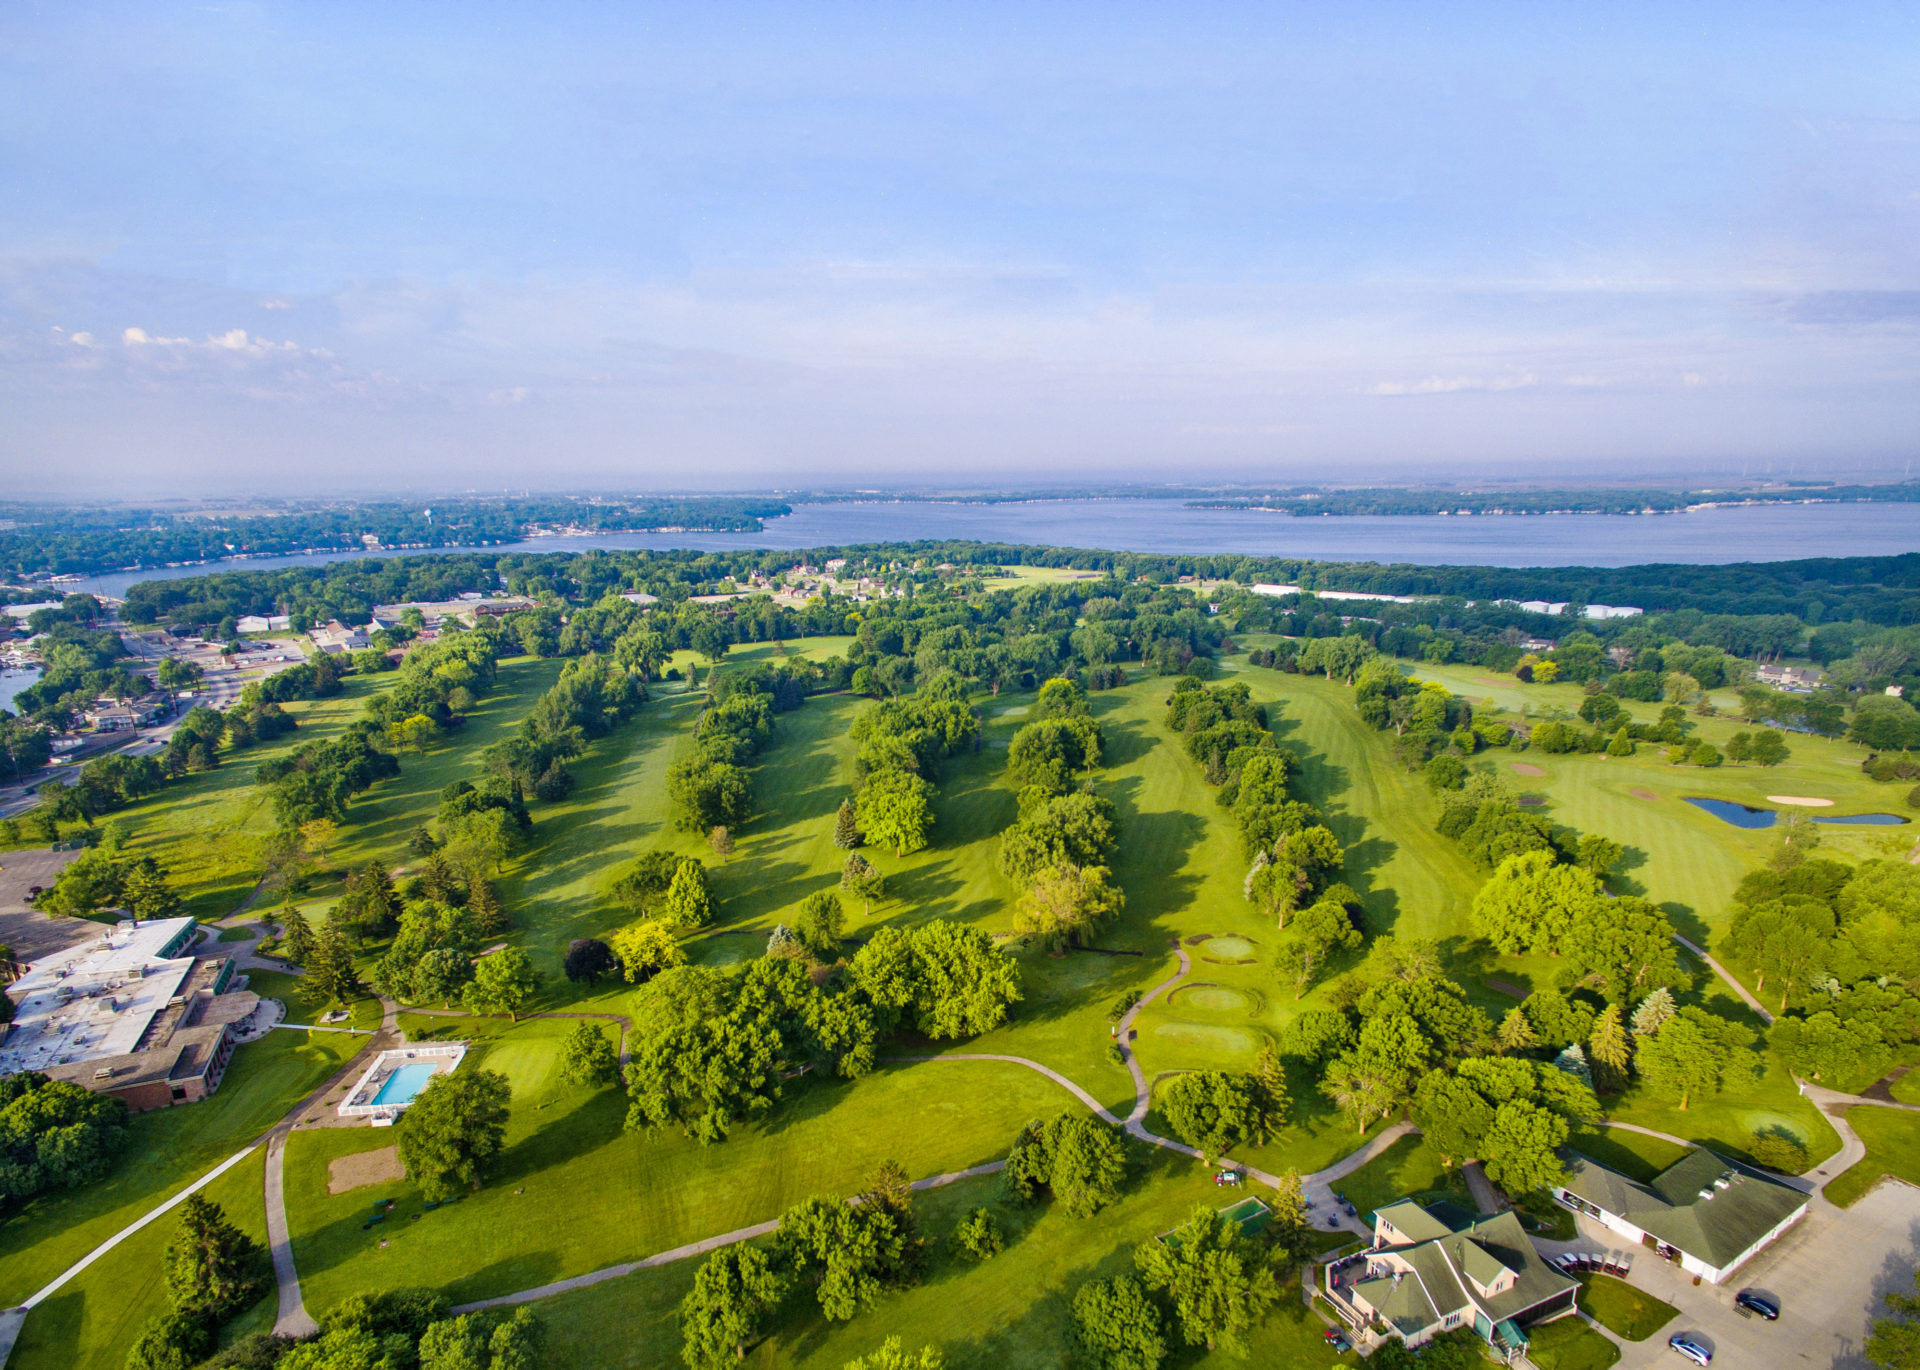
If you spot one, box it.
[371,1062,441,1106]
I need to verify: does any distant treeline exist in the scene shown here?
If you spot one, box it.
[0,496,791,577]
[111,541,1920,638]
[1190,481,1920,518]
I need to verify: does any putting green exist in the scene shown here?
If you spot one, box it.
[1150,1021,1264,1067]
[1170,984,1250,1013]
[1203,936,1255,960]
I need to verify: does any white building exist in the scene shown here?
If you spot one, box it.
[1553,1149,1807,1285]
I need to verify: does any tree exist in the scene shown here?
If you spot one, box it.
[463,948,543,1021]
[125,1311,214,1370]
[414,948,474,1006]
[307,916,362,1005]
[163,1193,269,1319]
[1481,1099,1572,1193]
[1635,1007,1757,1110]
[1001,1113,1128,1216]
[1251,1044,1291,1142]
[396,1069,512,1201]
[1014,862,1125,951]
[708,825,734,859]
[774,1195,913,1322]
[856,769,934,857]
[563,937,620,984]
[1575,834,1624,879]
[558,1022,620,1087]
[840,853,884,915]
[1565,895,1684,1003]
[1133,1204,1277,1354]
[1868,1269,1920,1370]
[468,877,508,937]
[1588,1003,1633,1086]
[832,797,863,849]
[1159,1071,1261,1162]
[661,860,716,929]
[280,905,315,966]
[950,1208,1003,1261]
[1496,1007,1538,1054]
[679,1245,790,1368]
[843,1338,945,1370]
[1751,728,1790,766]
[795,890,847,958]
[1606,727,1636,757]
[1471,851,1606,956]
[1631,987,1677,1036]
[1277,895,1362,996]
[1071,1274,1166,1370]
[850,921,1023,1040]
[1553,1042,1594,1089]
[120,856,183,923]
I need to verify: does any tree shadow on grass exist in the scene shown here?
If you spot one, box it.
[1661,899,1711,949]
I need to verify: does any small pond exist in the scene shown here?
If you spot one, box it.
[1685,797,1909,829]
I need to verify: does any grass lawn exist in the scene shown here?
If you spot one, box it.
[1328,1134,1457,1217]
[1826,1106,1920,1208]
[9,1150,271,1370]
[1578,1273,1679,1341]
[533,1152,1356,1370]
[0,1023,361,1309]
[284,1020,1097,1313]
[1527,1316,1621,1370]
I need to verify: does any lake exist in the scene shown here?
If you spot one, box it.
[0,669,41,715]
[54,498,1920,599]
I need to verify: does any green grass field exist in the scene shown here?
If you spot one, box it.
[1578,1272,1679,1340]
[21,627,1902,1366]
[1825,1106,1920,1207]
[1527,1316,1621,1370]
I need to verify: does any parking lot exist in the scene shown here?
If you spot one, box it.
[1604,1183,1920,1369]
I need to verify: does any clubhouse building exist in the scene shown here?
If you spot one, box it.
[1325,1198,1578,1360]
[1551,1148,1808,1284]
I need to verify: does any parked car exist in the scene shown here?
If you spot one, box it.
[1668,1334,1713,1365]
[1735,1291,1780,1321]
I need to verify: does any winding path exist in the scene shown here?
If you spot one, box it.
[1672,933,1774,1026]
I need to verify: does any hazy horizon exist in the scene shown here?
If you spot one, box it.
[5,4,1919,497]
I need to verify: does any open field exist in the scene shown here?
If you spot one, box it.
[1826,1107,1920,1208]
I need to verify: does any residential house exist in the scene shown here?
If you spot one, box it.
[309,620,370,653]
[1552,1149,1807,1284]
[1325,1199,1577,1361]
[1754,663,1823,693]
[234,614,291,634]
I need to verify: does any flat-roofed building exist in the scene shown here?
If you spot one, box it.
[0,916,258,1111]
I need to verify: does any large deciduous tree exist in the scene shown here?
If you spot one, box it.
[1132,1204,1278,1355]
[678,1245,790,1368]
[396,1069,512,1202]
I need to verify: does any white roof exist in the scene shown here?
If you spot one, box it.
[1,917,199,1073]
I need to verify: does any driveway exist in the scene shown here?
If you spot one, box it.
[1598,1179,1920,1369]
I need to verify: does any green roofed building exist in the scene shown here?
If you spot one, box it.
[1552,1148,1807,1284]
[1325,1199,1577,1361]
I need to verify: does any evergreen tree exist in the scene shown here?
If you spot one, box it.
[1589,1003,1633,1085]
[309,915,361,1004]
[1251,1044,1290,1143]
[1631,987,1677,1036]
[280,905,315,966]
[841,852,884,915]
[163,1194,269,1319]
[1606,727,1636,757]
[1496,1006,1539,1054]
[468,877,509,936]
[660,861,715,929]
[832,797,863,849]
[1552,1042,1594,1090]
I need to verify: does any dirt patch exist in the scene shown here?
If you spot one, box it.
[1509,762,1547,777]
[328,1145,404,1195]
[1768,795,1836,807]
[1630,788,1660,802]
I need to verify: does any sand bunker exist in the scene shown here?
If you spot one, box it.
[1630,789,1660,801]
[328,1145,404,1195]
[1509,763,1547,777]
[1768,795,1835,807]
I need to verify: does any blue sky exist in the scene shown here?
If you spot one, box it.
[3,2,1918,494]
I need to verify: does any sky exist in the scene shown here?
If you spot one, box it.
[3,2,1919,496]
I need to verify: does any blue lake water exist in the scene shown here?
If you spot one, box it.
[0,670,41,714]
[1684,797,1908,828]
[55,498,1920,599]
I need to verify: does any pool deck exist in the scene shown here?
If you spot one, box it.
[337,1043,467,1123]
